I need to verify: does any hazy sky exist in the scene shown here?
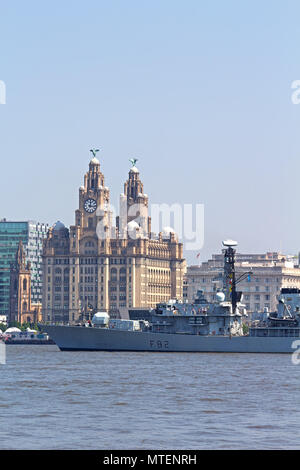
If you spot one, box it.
[0,0,299,264]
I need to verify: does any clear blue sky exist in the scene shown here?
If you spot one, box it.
[0,0,299,263]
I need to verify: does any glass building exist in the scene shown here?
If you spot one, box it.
[0,220,49,317]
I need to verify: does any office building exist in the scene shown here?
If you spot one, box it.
[0,219,49,318]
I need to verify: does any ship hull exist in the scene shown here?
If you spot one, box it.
[43,325,300,353]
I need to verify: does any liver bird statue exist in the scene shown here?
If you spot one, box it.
[90,149,100,158]
[129,158,138,167]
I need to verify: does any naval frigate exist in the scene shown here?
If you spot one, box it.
[42,241,300,353]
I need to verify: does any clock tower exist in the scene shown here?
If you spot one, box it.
[42,150,186,324]
[74,155,112,236]
[66,152,113,320]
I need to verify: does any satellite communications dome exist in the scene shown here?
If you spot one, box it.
[216,292,226,303]
[222,239,237,247]
[92,312,110,326]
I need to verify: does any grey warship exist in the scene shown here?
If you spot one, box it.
[43,241,300,353]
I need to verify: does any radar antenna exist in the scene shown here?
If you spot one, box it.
[223,240,238,313]
[222,240,252,314]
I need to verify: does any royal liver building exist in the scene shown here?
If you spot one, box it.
[42,153,186,323]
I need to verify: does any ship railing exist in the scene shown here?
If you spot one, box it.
[250,327,300,338]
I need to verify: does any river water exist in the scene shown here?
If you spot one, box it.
[0,345,300,450]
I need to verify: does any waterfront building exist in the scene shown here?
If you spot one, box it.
[185,251,300,314]
[0,220,49,318]
[9,241,42,324]
[42,155,186,323]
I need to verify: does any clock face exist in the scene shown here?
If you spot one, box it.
[84,198,97,213]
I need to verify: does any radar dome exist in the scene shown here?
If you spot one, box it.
[216,292,225,303]
[92,312,110,326]
[222,239,237,247]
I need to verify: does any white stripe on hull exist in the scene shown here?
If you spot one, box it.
[44,326,298,353]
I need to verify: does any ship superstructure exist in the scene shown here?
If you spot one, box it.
[42,241,300,352]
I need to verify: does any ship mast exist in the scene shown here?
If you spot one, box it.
[223,240,238,314]
[222,240,252,314]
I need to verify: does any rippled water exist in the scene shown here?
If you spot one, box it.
[1,345,300,449]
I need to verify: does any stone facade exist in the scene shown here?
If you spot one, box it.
[185,251,300,314]
[42,156,186,323]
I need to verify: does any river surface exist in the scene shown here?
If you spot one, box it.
[1,345,300,449]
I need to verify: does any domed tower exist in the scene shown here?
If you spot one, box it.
[74,150,112,236]
[118,160,151,238]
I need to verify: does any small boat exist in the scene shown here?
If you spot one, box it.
[3,327,55,345]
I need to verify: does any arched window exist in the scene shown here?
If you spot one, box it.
[23,278,27,292]
[110,267,117,281]
[22,301,27,312]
